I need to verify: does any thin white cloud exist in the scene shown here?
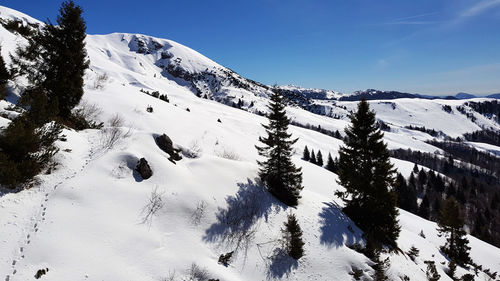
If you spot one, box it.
[382,21,439,25]
[460,0,500,18]
[392,12,438,22]
[444,0,500,27]
[381,12,438,25]
[382,1,500,47]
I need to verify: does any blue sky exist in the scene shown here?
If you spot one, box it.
[3,0,500,95]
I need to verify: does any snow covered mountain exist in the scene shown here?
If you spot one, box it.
[1,5,500,281]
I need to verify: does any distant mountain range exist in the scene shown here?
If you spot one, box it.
[332,89,500,101]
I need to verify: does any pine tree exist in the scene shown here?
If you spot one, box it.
[446,260,457,280]
[491,192,500,210]
[394,173,418,213]
[446,182,456,198]
[417,169,427,192]
[303,146,310,161]
[0,115,61,188]
[18,87,59,126]
[418,195,430,219]
[12,0,89,118]
[437,197,471,266]
[0,46,9,100]
[316,150,323,166]
[310,149,316,164]
[431,198,441,221]
[256,90,303,206]
[424,261,441,281]
[413,163,419,174]
[282,213,305,259]
[336,98,400,249]
[407,246,420,262]
[326,153,336,172]
[408,173,418,195]
[372,256,390,281]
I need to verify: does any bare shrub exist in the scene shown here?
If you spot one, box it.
[111,161,129,179]
[75,100,103,122]
[191,200,207,226]
[160,270,176,281]
[70,100,104,130]
[140,186,165,226]
[98,114,128,149]
[99,127,122,150]
[108,113,125,127]
[93,72,109,89]
[181,140,202,158]
[215,147,240,160]
[187,263,209,281]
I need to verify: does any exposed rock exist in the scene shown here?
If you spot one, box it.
[135,158,152,179]
[161,51,173,59]
[34,268,49,279]
[155,134,182,163]
[129,35,164,54]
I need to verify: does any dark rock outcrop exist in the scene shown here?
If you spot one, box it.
[135,158,152,179]
[155,134,182,163]
[35,268,49,279]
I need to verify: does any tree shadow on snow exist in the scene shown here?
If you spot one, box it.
[203,178,285,252]
[318,202,363,248]
[0,186,21,197]
[266,248,298,279]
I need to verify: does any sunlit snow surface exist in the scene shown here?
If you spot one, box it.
[0,5,499,280]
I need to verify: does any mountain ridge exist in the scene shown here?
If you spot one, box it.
[0,5,499,281]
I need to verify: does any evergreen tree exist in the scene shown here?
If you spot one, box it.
[460,176,469,191]
[13,0,89,118]
[418,195,430,219]
[334,130,342,139]
[281,213,305,259]
[303,145,310,161]
[394,173,418,213]
[372,256,390,281]
[407,246,420,262]
[446,261,457,280]
[424,261,441,281]
[316,150,323,166]
[0,115,61,188]
[326,153,336,172]
[431,198,441,221]
[413,163,419,174]
[417,169,427,192]
[446,182,456,198]
[408,173,418,195]
[310,149,316,164]
[256,90,303,206]
[18,87,58,126]
[437,197,471,266]
[0,46,9,100]
[336,98,400,249]
[491,192,500,210]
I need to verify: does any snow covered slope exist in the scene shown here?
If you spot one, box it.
[0,5,499,281]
